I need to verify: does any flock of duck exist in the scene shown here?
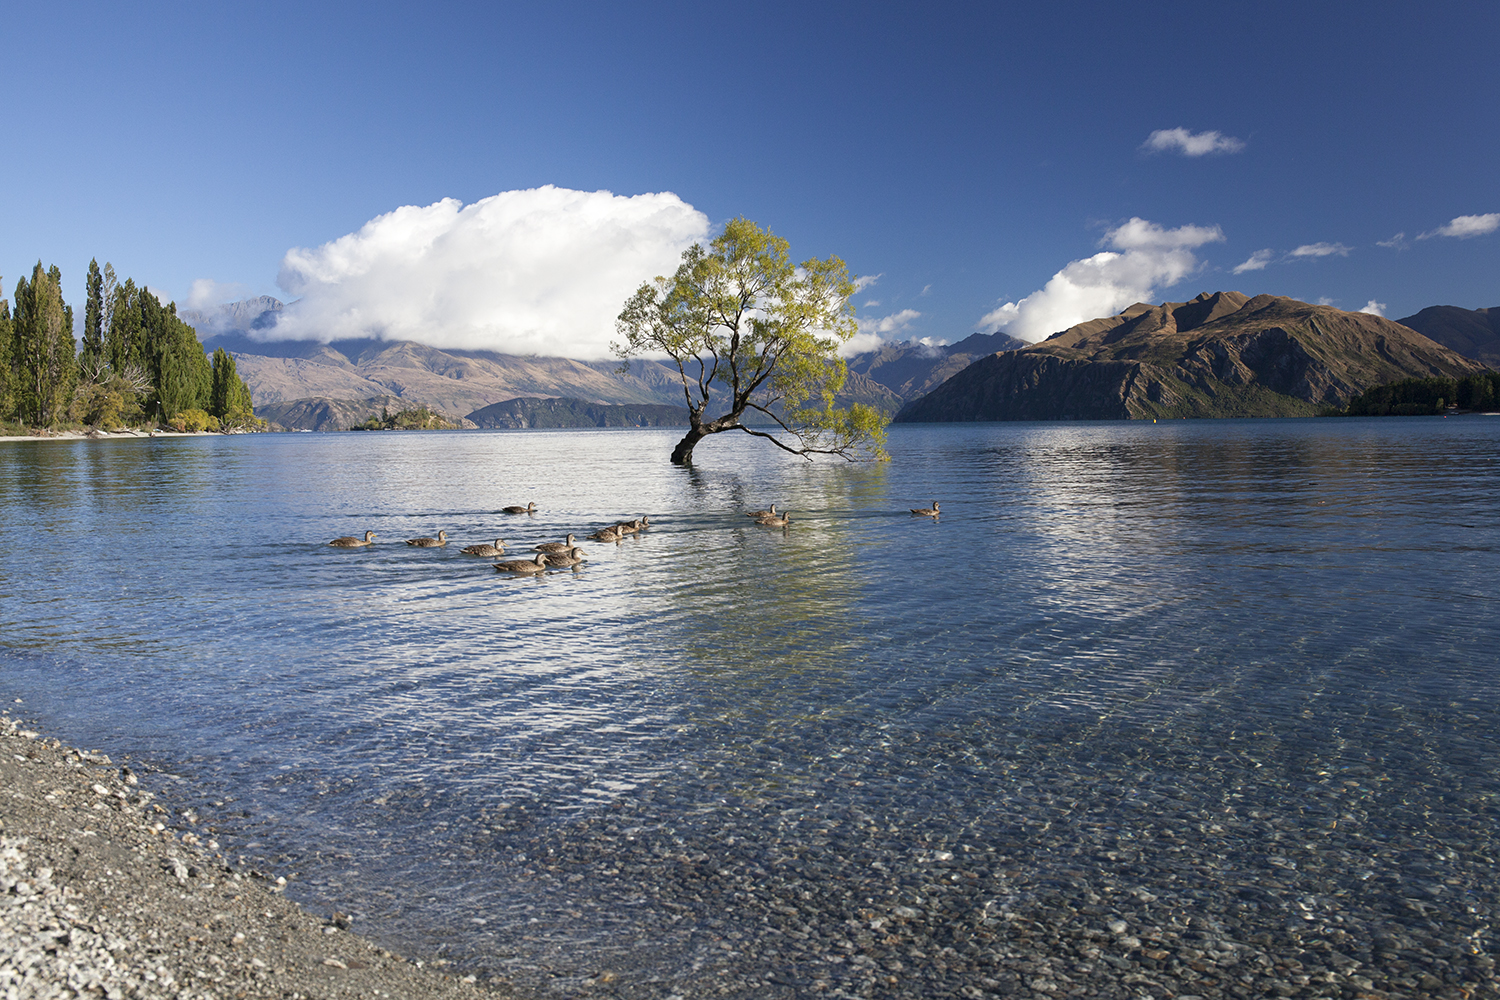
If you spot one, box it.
[326,499,941,575]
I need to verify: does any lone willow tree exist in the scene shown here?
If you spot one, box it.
[614,218,888,466]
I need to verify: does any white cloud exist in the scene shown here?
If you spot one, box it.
[862,299,881,307]
[1317,297,1337,306]
[1377,232,1407,249]
[977,218,1224,342]
[1142,127,1246,157]
[853,273,882,292]
[185,278,252,311]
[266,185,710,358]
[1418,213,1500,239]
[1357,300,1387,317]
[843,308,923,356]
[919,284,932,296]
[1289,242,1352,258]
[1232,249,1275,274]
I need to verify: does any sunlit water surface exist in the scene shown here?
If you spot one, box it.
[2,420,1497,994]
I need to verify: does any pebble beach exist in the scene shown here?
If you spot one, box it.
[0,713,515,999]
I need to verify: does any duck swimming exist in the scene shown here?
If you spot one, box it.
[754,511,792,527]
[910,501,940,517]
[745,503,777,519]
[329,530,376,548]
[534,533,577,554]
[501,502,537,514]
[589,525,624,542]
[460,538,506,556]
[493,553,549,574]
[406,530,448,547]
[543,546,588,567]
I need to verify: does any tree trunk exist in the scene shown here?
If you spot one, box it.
[670,425,708,465]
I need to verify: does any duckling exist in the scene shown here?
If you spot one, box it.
[534,533,577,554]
[910,501,940,517]
[744,503,777,519]
[754,511,792,527]
[501,502,537,514]
[492,553,549,574]
[329,530,376,548]
[543,546,588,568]
[406,530,449,547]
[460,538,506,556]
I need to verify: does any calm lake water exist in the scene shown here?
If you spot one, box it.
[2,419,1498,996]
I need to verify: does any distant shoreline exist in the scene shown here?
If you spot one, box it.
[0,429,226,443]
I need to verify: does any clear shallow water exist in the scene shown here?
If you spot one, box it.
[2,420,1498,995]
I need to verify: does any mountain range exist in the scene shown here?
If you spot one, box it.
[185,294,1495,430]
[894,292,1487,422]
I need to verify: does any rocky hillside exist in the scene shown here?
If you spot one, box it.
[1396,305,1500,369]
[895,292,1488,422]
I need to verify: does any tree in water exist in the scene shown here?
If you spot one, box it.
[613,218,887,466]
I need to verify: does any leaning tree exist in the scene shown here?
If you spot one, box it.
[614,217,887,466]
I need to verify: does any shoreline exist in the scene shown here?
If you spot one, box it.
[0,429,221,443]
[0,712,520,998]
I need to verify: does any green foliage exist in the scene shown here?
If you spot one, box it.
[614,217,887,465]
[81,259,105,370]
[0,258,258,432]
[351,406,459,431]
[0,289,12,419]
[106,278,141,374]
[11,262,77,426]
[169,408,220,432]
[1340,374,1500,416]
[209,347,257,427]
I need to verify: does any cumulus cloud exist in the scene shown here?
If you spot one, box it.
[265,186,710,358]
[1232,249,1275,274]
[977,218,1224,342]
[1418,213,1500,239]
[1289,242,1352,258]
[843,308,923,356]
[853,273,882,292]
[1357,300,1387,317]
[1142,127,1246,157]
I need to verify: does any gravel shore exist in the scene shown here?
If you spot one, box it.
[0,713,521,999]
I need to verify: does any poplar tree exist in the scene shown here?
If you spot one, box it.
[0,279,12,421]
[210,347,254,424]
[12,262,76,426]
[81,258,105,373]
[107,278,140,374]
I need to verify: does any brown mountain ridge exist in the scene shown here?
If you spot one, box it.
[894,292,1488,422]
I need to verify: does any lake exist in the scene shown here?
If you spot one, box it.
[2,419,1497,998]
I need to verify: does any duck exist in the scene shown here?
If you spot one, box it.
[614,515,649,534]
[534,533,577,554]
[501,502,537,514]
[329,530,376,548]
[744,503,777,519]
[754,511,792,527]
[910,501,940,517]
[493,553,550,574]
[543,546,588,568]
[588,525,624,542]
[460,538,506,556]
[406,530,448,547]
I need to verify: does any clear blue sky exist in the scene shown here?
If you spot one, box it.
[3,0,1496,353]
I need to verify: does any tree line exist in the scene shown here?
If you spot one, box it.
[1338,372,1500,416]
[0,259,258,432]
